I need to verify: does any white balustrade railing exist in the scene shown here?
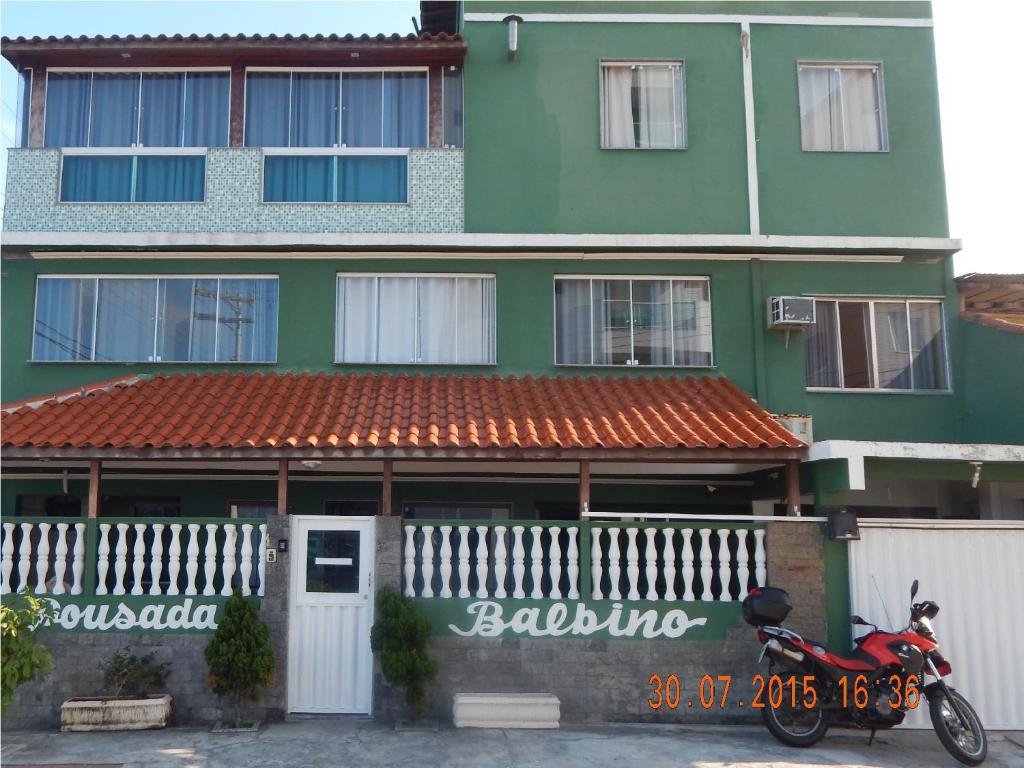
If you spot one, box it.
[402,522,766,603]
[0,519,269,598]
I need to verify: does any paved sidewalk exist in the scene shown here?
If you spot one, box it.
[2,720,1023,768]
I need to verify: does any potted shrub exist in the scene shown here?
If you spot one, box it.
[370,586,437,724]
[205,590,274,731]
[1,591,54,713]
[61,648,171,731]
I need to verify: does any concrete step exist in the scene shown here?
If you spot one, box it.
[452,693,560,729]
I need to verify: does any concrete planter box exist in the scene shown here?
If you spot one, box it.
[61,694,172,731]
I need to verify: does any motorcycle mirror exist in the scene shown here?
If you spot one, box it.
[851,615,869,626]
[910,579,919,600]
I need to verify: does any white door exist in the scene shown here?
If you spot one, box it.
[288,516,375,714]
[849,523,1024,729]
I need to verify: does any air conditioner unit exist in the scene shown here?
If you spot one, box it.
[768,296,816,329]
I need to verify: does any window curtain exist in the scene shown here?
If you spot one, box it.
[292,73,339,147]
[17,70,32,148]
[90,73,140,147]
[805,300,840,387]
[245,73,290,147]
[217,279,278,362]
[418,277,457,363]
[140,73,184,147]
[456,277,495,364]
[135,156,205,202]
[839,68,883,151]
[342,72,383,147]
[383,72,427,148]
[155,279,195,361]
[188,279,219,361]
[443,67,464,148]
[673,280,712,366]
[555,279,592,364]
[592,280,632,365]
[602,67,635,148]
[33,278,96,361]
[376,277,417,363]
[44,73,91,147]
[339,156,406,202]
[95,279,157,361]
[798,67,836,150]
[838,301,875,388]
[909,304,947,390]
[874,302,912,389]
[61,156,133,202]
[184,73,230,147]
[337,276,378,362]
[631,280,672,365]
[637,67,680,149]
[264,156,333,202]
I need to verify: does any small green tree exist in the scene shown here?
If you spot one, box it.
[370,586,437,719]
[204,591,275,727]
[1,592,55,712]
[101,648,171,697]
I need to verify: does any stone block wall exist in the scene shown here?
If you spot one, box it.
[3,148,463,234]
[764,521,828,641]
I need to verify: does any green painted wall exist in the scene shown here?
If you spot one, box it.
[2,254,970,444]
[959,319,1024,445]
[461,4,947,236]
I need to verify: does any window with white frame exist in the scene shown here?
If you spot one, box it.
[805,299,948,391]
[798,63,888,152]
[600,61,685,150]
[32,276,278,363]
[555,277,712,367]
[335,274,496,364]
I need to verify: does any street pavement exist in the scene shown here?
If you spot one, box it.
[2,720,1023,768]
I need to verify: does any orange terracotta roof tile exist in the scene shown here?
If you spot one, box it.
[1,373,804,453]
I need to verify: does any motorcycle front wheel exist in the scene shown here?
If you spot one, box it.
[928,687,988,766]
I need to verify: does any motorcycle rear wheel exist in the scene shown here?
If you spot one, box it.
[928,688,987,766]
[761,690,828,748]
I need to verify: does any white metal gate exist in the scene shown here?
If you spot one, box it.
[848,522,1024,729]
[288,516,375,714]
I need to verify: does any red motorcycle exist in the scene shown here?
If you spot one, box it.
[742,579,987,766]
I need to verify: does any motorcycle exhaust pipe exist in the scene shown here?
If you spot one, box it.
[767,638,805,663]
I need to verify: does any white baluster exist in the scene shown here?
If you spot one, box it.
[754,529,767,587]
[96,523,111,596]
[1,523,15,594]
[239,524,254,597]
[131,523,147,595]
[112,523,129,596]
[17,523,33,592]
[548,526,562,599]
[203,524,218,596]
[457,526,471,598]
[420,526,435,598]
[698,528,713,601]
[717,529,732,601]
[529,526,544,599]
[474,526,489,598]
[591,528,604,600]
[185,524,201,595]
[438,526,453,599]
[52,523,69,596]
[625,527,640,601]
[735,529,750,599]
[644,528,658,601]
[566,527,579,600]
[607,528,622,601]
[493,526,508,598]
[149,524,165,596]
[681,529,695,601]
[403,526,416,597]
[71,523,86,595]
[34,523,51,594]
[662,528,677,601]
[511,526,526,599]
[220,524,237,596]
[257,523,267,597]
[167,524,183,596]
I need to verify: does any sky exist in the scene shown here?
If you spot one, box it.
[1,0,1021,275]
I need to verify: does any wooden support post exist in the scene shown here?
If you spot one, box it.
[785,460,801,517]
[87,458,101,518]
[277,459,288,516]
[579,459,591,516]
[382,458,394,516]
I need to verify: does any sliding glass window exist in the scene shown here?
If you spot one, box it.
[33,276,278,363]
[805,299,948,391]
[263,153,407,203]
[244,70,427,148]
[555,277,712,367]
[336,274,495,364]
